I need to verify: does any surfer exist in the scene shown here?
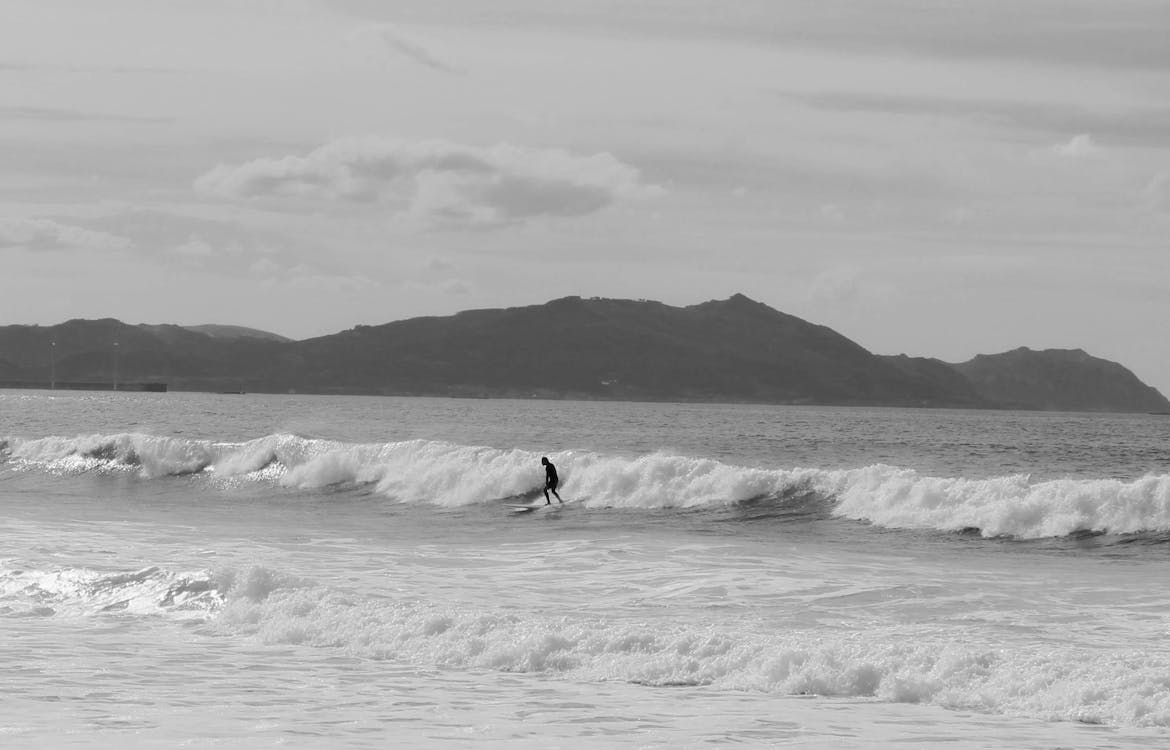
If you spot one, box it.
[541,457,562,504]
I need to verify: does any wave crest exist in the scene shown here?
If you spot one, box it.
[824,465,1170,539]
[4,431,1169,538]
[0,564,224,617]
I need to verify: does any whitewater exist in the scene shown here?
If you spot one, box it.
[2,391,1169,748]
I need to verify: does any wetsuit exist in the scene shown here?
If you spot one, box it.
[543,461,561,503]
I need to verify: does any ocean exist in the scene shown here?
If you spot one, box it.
[2,390,1169,748]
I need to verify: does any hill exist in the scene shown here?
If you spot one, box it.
[285,294,982,405]
[0,295,1166,413]
[184,325,291,343]
[0,318,286,391]
[952,347,1170,413]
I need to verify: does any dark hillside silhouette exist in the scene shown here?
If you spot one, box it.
[0,295,1166,412]
[953,347,1170,413]
[287,294,982,405]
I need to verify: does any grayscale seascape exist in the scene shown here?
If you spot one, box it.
[4,1,1170,747]
[3,391,1169,747]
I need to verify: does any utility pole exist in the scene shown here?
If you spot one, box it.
[113,341,119,391]
[50,340,56,390]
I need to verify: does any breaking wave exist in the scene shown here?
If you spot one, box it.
[3,432,1169,539]
[218,576,1170,728]
[5,561,1167,728]
[0,564,223,618]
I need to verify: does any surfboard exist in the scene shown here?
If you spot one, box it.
[505,502,564,513]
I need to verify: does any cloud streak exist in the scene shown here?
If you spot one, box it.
[361,25,464,74]
[1141,173,1169,214]
[0,217,132,252]
[0,106,172,124]
[786,92,1170,148]
[195,137,662,226]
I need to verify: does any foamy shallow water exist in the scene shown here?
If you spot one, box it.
[2,391,1170,747]
[7,646,1167,750]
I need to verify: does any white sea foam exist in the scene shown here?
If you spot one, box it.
[0,564,222,617]
[823,464,1170,539]
[4,432,1170,538]
[204,568,1170,728]
[5,556,1170,729]
[3,432,214,477]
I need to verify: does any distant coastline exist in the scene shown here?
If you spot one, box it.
[0,381,167,392]
[1,295,1166,414]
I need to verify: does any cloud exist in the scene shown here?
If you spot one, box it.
[0,217,132,251]
[356,25,464,74]
[807,265,893,306]
[0,106,171,124]
[263,266,382,294]
[943,206,976,226]
[418,257,470,295]
[78,208,338,277]
[169,237,217,259]
[438,278,472,295]
[818,204,845,223]
[1141,173,1170,214]
[1052,134,1101,159]
[787,92,1170,148]
[163,233,328,279]
[200,241,363,287]
[1028,133,1111,170]
[400,277,474,297]
[195,137,663,227]
[425,256,457,274]
[0,59,179,75]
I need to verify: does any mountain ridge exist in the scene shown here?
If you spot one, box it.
[0,295,1166,413]
[952,346,1170,413]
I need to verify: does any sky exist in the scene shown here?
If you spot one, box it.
[2,0,1169,395]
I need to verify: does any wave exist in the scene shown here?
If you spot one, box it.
[5,561,1167,728]
[220,578,1170,728]
[0,564,223,618]
[3,432,1169,539]
[824,465,1170,540]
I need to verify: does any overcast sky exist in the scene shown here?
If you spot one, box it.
[2,0,1169,394]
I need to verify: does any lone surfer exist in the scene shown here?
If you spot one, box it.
[541,457,562,504]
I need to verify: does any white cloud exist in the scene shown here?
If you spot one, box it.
[159,231,338,280]
[807,265,893,306]
[1052,133,1101,159]
[0,217,132,251]
[195,137,663,227]
[168,236,217,258]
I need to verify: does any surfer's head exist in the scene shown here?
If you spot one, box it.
[541,457,549,465]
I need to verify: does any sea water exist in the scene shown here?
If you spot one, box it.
[2,391,1169,748]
